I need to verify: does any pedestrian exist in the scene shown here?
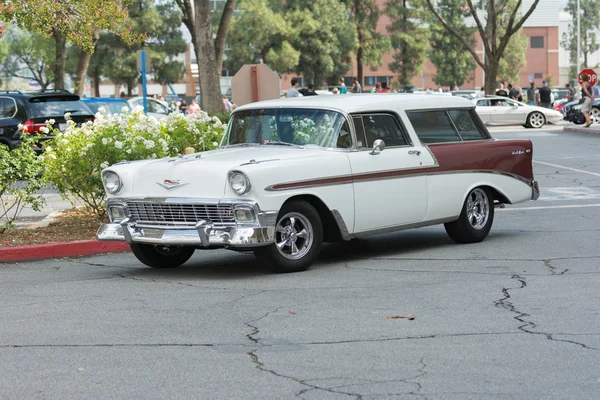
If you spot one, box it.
[508,84,518,100]
[382,82,391,93]
[375,82,385,93]
[351,77,362,93]
[179,99,188,115]
[526,82,536,105]
[537,80,552,108]
[188,98,201,114]
[338,77,347,94]
[331,87,339,94]
[593,82,600,100]
[516,86,523,102]
[479,87,485,97]
[222,95,232,111]
[304,83,318,96]
[566,83,575,102]
[580,73,594,127]
[169,99,177,113]
[287,78,300,98]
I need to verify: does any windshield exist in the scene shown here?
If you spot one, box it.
[28,96,92,118]
[223,108,351,148]
[85,101,129,114]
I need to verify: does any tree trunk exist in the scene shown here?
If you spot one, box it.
[214,0,238,74]
[193,0,225,114]
[484,58,498,95]
[357,46,364,87]
[52,29,67,90]
[93,68,101,97]
[73,50,93,96]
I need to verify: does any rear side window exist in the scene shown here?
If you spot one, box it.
[27,96,92,118]
[0,97,17,119]
[407,111,461,143]
[447,110,488,141]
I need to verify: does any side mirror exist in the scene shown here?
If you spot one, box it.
[370,139,386,155]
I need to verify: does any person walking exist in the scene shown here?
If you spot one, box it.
[580,73,594,127]
[351,77,362,93]
[187,98,201,114]
[179,99,188,115]
[304,83,318,96]
[287,78,300,98]
[338,78,347,94]
[537,80,552,108]
[526,82,536,105]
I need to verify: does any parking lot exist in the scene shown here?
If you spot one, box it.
[1,125,600,399]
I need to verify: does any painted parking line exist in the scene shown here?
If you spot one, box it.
[498,203,600,211]
[533,160,600,177]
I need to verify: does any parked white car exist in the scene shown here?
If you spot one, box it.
[473,96,563,128]
[127,97,170,119]
[98,94,539,272]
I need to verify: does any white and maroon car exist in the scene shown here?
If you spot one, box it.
[98,94,539,272]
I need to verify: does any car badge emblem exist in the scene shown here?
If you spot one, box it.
[156,179,189,190]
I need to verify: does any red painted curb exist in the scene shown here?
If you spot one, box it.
[0,241,130,263]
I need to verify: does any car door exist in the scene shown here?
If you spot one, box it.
[490,98,518,124]
[475,99,492,123]
[347,113,434,233]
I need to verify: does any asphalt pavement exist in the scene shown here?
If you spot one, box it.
[1,126,600,399]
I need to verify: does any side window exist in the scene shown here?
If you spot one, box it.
[477,100,490,107]
[447,109,489,141]
[336,121,352,149]
[0,98,6,118]
[352,116,366,148]
[406,111,461,144]
[362,114,408,148]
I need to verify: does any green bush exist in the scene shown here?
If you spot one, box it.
[42,107,227,216]
[0,136,45,232]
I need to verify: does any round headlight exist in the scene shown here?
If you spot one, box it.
[102,171,122,194]
[229,171,250,195]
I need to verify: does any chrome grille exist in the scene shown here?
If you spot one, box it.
[126,201,235,227]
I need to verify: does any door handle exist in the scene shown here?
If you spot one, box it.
[408,150,421,156]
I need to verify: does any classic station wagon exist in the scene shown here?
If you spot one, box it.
[98,94,539,272]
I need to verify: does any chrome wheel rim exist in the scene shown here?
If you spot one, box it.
[275,212,313,260]
[530,113,544,128]
[591,108,600,122]
[466,188,489,230]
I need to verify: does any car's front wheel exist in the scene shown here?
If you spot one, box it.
[526,111,546,128]
[130,243,195,268]
[591,107,600,122]
[254,201,323,273]
[445,187,494,244]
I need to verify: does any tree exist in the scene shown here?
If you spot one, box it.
[386,0,429,86]
[283,0,357,86]
[0,0,142,90]
[225,0,300,74]
[497,29,528,85]
[176,0,237,114]
[347,0,391,86]
[428,0,476,89]
[425,0,541,94]
[0,28,55,89]
[561,0,600,80]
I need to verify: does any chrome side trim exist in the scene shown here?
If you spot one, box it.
[351,217,457,239]
[331,209,351,241]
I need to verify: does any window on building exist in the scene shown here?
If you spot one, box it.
[531,36,544,49]
[534,73,543,79]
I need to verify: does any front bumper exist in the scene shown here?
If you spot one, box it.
[97,198,277,248]
[531,180,540,200]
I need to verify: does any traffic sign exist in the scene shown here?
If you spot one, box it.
[528,74,533,82]
[136,50,151,72]
[578,68,597,86]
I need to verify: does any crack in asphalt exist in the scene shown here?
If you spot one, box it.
[543,260,568,275]
[298,332,523,346]
[494,275,599,351]
[0,343,213,348]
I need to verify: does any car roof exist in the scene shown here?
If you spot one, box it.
[0,89,79,98]
[82,97,127,102]
[235,93,474,114]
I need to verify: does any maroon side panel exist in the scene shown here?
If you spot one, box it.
[428,140,534,181]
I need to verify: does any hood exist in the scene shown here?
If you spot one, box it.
[109,146,330,199]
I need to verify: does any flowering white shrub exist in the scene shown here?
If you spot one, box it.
[42,107,227,216]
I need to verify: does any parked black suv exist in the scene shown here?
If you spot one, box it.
[0,89,94,152]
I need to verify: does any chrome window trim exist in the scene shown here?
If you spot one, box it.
[0,96,18,120]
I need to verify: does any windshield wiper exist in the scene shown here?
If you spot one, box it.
[262,141,302,148]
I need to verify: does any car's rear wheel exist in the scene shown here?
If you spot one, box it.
[527,111,545,129]
[445,187,494,244]
[130,243,195,268]
[591,107,600,123]
[254,201,323,273]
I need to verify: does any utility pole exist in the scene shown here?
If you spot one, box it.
[576,0,581,78]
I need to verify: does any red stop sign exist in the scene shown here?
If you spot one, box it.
[579,68,598,86]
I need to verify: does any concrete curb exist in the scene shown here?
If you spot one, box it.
[563,125,600,134]
[0,241,130,263]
